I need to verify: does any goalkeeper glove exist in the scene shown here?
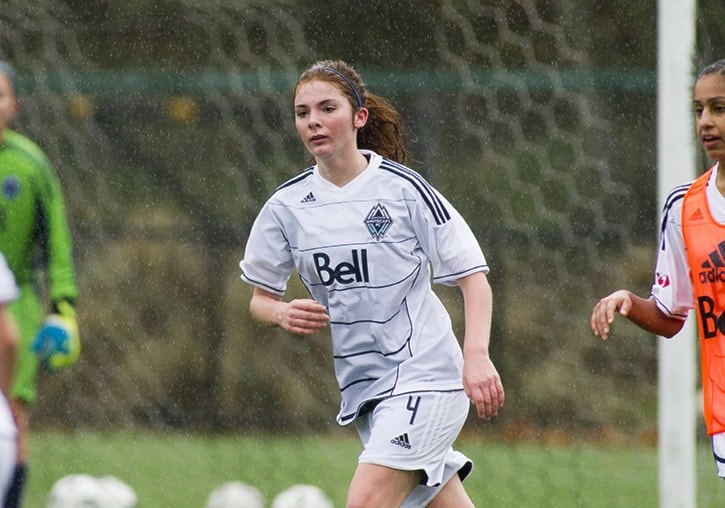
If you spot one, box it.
[32,300,80,372]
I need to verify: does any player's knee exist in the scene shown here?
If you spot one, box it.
[345,497,367,508]
[346,483,396,508]
[345,494,382,508]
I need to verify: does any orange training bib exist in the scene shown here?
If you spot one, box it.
[682,167,725,435]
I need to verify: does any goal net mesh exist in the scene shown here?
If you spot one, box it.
[0,0,719,503]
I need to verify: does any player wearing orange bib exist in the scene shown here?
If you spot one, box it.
[591,59,725,477]
[682,168,725,436]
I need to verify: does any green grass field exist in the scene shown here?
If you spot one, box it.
[24,430,725,507]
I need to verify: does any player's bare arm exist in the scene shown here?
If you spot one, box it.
[249,286,329,336]
[591,289,684,340]
[458,272,504,421]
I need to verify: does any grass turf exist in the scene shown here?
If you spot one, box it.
[23,430,725,507]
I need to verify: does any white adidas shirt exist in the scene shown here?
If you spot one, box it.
[652,163,725,318]
[240,150,488,424]
[0,252,18,441]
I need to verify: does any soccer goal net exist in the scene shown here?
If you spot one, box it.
[0,0,721,505]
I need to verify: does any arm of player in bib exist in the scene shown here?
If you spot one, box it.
[590,290,684,340]
[458,271,505,421]
[249,287,329,336]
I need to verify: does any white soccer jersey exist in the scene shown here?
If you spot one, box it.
[0,252,18,442]
[652,164,725,318]
[240,150,488,425]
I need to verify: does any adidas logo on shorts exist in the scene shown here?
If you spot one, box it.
[391,433,411,449]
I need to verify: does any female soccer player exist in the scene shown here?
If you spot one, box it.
[239,60,505,507]
[591,58,725,478]
[0,253,19,501]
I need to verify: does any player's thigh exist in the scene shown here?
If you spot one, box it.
[426,474,474,508]
[8,288,42,403]
[347,462,422,508]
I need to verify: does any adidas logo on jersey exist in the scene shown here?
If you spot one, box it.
[391,433,411,449]
[301,192,316,203]
[698,240,725,284]
[689,208,704,221]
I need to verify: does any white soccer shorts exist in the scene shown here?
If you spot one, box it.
[355,390,473,507]
[712,432,725,478]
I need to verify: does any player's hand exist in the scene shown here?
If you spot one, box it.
[463,351,504,421]
[591,290,632,340]
[32,300,80,372]
[279,298,329,336]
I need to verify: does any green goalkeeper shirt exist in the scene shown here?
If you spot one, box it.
[0,129,77,304]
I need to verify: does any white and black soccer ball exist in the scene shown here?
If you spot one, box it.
[271,484,333,508]
[47,474,102,508]
[205,481,265,508]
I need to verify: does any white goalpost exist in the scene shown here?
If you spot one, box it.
[657,0,697,506]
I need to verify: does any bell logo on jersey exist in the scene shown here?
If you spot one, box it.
[313,249,369,286]
[698,296,725,339]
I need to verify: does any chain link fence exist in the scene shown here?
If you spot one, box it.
[0,0,718,446]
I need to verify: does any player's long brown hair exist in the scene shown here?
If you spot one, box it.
[295,59,414,165]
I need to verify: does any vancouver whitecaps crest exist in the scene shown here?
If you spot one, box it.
[364,203,393,239]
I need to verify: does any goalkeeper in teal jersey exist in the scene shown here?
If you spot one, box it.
[0,61,79,508]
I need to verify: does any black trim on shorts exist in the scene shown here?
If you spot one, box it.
[419,459,473,487]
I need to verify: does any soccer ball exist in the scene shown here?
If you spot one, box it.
[205,481,265,508]
[47,474,137,508]
[96,476,137,507]
[271,484,334,508]
[47,474,102,507]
